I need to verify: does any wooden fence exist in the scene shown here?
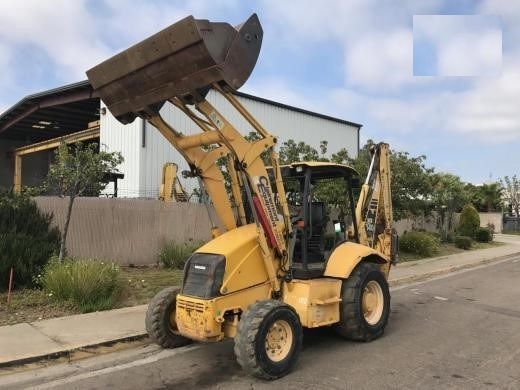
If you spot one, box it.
[34,197,504,265]
[34,197,213,265]
[394,212,503,236]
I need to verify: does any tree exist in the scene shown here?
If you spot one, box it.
[278,139,350,213]
[479,183,503,212]
[389,150,433,219]
[500,175,520,216]
[0,191,60,290]
[429,173,469,241]
[278,139,436,220]
[348,141,433,220]
[46,142,123,261]
[318,140,329,161]
[278,139,320,164]
[458,203,480,238]
[245,131,272,165]
[330,148,351,165]
[348,140,375,179]
[466,182,503,212]
[465,183,481,211]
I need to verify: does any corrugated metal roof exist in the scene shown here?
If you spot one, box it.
[0,80,361,143]
[0,80,99,142]
[234,91,362,129]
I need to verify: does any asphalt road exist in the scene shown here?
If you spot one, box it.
[5,256,520,390]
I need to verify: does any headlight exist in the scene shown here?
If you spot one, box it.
[182,253,226,298]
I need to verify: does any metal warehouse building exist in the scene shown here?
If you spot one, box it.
[0,81,361,198]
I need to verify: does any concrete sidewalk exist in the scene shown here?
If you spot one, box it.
[1,234,519,367]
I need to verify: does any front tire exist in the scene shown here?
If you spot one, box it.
[234,300,303,380]
[145,287,191,348]
[335,262,390,341]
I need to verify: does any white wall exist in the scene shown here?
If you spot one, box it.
[99,101,143,197]
[233,94,359,159]
[101,91,360,198]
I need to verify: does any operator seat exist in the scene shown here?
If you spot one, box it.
[291,201,326,279]
[307,201,326,261]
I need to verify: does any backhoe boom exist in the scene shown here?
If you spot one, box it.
[355,143,398,264]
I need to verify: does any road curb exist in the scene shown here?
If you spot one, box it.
[2,251,519,369]
[389,251,520,287]
[0,334,149,370]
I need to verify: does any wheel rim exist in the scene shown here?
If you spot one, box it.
[265,319,293,362]
[362,280,384,325]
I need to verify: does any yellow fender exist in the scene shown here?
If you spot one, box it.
[324,242,390,279]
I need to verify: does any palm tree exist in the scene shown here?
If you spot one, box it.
[479,183,503,212]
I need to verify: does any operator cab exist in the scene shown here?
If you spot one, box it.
[280,162,360,279]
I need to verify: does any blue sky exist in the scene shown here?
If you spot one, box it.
[413,15,502,76]
[0,0,518,185]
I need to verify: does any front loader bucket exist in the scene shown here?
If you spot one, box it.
[87,14,262,124]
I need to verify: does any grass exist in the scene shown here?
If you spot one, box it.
[502,230,520,236]
[118,267,184,306]
[41,258,123,313]
[0,266,183,327]
[0,239,507,326]
[158,239,203,269]
[398,240,504,262]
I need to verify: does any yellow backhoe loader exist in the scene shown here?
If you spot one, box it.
[87,13,398,380]
[159,162,189,202]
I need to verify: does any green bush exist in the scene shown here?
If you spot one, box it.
[446,231,455,243]
[458,204,480,238]
[158,239,203,269]
[0,191,60,291]
[475,227,492,243]
[41,257,122,312]
[454,236,472,250]
[427,231,442,240]
[399,231,440,257]
[487,223,495,234]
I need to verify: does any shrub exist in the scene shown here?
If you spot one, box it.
[475,227,492,243]
[0,191,60,291]
[458,204,480,238]
[427,231,442,240]
[446,231,455,243]
[454,236,472,250]
[158,239,203,269]
[399,231,440,257]
[41,257,122,312]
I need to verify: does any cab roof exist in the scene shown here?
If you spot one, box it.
[280,161,359,179]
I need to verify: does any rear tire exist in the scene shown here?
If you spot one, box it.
[234,300,302,380]
[335,262,390,341]
[145,287,191,348]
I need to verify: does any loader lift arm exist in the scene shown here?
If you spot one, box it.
[87,13,292,294]
[148,88,291,293]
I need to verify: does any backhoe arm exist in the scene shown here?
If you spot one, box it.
[355,143,398,264]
